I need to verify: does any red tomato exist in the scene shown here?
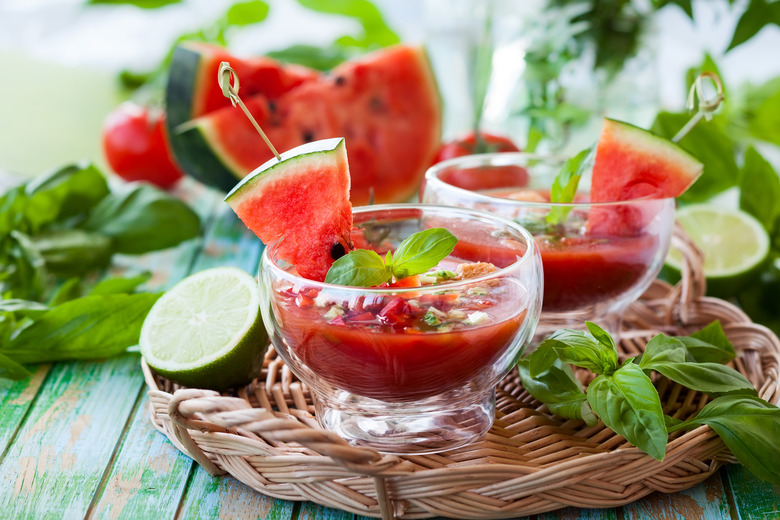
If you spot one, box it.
[433,131,529,191]
[102,102,184,189]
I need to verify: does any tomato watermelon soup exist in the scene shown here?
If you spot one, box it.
[258,205,542,454]
[423,142,688,336]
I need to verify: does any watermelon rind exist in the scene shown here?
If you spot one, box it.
[166,43,233,190]
[225,137,346,204]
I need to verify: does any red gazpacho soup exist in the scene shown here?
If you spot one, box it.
[272,261,529,402]
[481,188,659,312]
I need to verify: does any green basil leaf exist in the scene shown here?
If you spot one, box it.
[533,327,619,376]
[226,0,269,26]
[726,0,780,51]
[324,249,392,287]
[651,112,738,202]
[298,0,400,49]
[25,163,109,226]
[82,183,201,254]
[657,0,693,19]
[664,414,684,430]
[586,321,618,353]
[389,228,457,280]
[30,229,113,277]
[267,44,352,71]
[517,357,597,426]
[646,361,756,396]
[48,279,83,306]
[89,272,152,296]
[639,334,690,367]
[667,395,780,486]
[4,231,47,301]
[0,185,31,235]
[739,147,780,235]
[680,320,736,363]
[528,340,563,377]
[5,293,161,364]
[587,363,668,460]
[740,77,780,147]
[546,147,592,225]
[0,351,32,380]
[640,332,753,395]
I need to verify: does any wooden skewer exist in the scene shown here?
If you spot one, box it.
[218,61,282,162]
[672,71,725,144]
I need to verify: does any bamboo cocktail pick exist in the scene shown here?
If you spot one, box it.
[672,71,725,143]
[218,61,282,162]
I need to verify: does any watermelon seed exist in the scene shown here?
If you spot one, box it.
[302,130,315,143]
[369,97,383,112]
[331,242,347,260]
[335,76,346,86]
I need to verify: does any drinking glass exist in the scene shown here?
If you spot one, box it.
[259,204,542,454]
[422,153,675,337]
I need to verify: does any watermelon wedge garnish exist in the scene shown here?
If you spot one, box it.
[225,138,352,282]
[167,44,441,206]
[590,118,703,202]
[587,118,704,236]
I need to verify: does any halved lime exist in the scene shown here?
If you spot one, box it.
[665,205,770,297]
[140,267,268,390]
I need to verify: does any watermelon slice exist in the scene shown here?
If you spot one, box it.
[588,118,703,236]
[590,118,703,203]
[166,42,316,126]
[225,138,352,282]
[167,44,442,206]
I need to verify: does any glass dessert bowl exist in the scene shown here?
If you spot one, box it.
[422,153,675,337]
[258,204,542,455]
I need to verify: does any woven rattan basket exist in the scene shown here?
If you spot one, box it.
[143,226,780,519]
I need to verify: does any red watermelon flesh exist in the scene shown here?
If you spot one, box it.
[587,118,703,236]
[177,42,317,119]
[225,138,352,282]
[176,45,442,206]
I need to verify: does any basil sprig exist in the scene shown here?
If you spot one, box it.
[324,228,457,287]
[545,146,593,226]
[518,320,780,486]
[0,163,201,380]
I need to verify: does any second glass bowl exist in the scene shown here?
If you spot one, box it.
[422,153,675,336]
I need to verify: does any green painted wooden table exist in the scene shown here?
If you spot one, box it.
[2,180,780,520]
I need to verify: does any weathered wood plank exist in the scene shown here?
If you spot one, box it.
[88,195,273,519]
[82,186,226,518]
[0,353,145,518]
[725,464,780,520]
[0,365,50,457]
[622,474,731,520]
[178,466,295,520]
[0,181,220,519]
[84,393,193,520]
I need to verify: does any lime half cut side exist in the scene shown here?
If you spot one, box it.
[666,205,770,297]
[140,267,268,390]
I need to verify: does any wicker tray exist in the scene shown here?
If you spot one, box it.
[143,226,780,519]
